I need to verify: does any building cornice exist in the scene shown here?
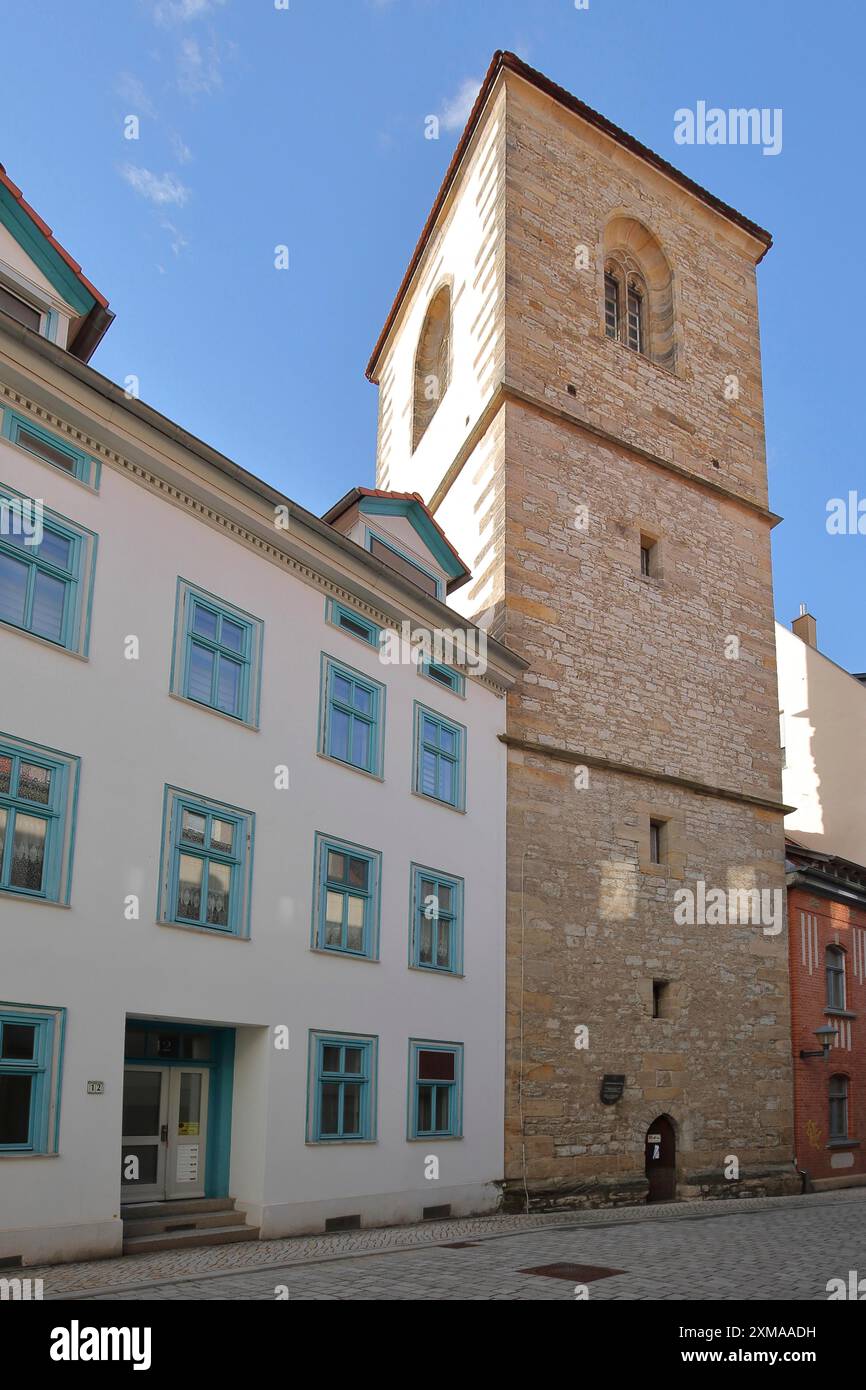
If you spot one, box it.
[0,327,526,695]
[500,731,792,815]
[428,380,780,526]
[786,868,866,911]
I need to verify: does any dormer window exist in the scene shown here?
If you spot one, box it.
[0,283,41,334]
[368,532,441,598]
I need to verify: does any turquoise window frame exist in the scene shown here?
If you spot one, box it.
[158,786,255,938]
[319,654,385,778]
[0,1004,65,1154]
[412,702,466,810]
[312,832,382,960]
[364,527,444,600]
[170,579,264,728]
[0,482,97,657]
[2,408,100,490]
[325,597,382,649]
[308,1031,377,1143]
[408,1040,464,1140]
[409,865,464,975]
[419,659,465,697]
[0,731,79,905]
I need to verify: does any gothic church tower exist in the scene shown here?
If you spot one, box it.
[367,52,794,1205]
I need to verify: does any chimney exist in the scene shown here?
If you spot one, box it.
[792,604,817,649]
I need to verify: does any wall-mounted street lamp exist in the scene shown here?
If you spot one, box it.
[799,1024,838,1060]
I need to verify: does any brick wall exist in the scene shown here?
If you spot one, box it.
[789,885,866,1185]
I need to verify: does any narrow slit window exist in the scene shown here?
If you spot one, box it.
[829,1074,849,1141]
[640,536,656,578]
[652,980,669,1019]
[649,819,664,865]
[826,947,846,1011]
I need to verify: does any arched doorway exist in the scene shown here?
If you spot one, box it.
[645,1115,676,1202]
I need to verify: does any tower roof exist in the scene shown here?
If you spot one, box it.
[366,50,774,381]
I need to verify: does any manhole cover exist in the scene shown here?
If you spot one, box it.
[440,1241,481,1249]
[518,1262,625,1282]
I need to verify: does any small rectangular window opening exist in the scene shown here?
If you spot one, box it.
[649,819,664,865]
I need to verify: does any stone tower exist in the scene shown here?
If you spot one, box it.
[367,52,795,1205]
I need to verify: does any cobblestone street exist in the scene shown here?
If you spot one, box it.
[32,1188,866,1302]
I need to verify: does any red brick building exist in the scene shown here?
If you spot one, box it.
[787,840,866,1189]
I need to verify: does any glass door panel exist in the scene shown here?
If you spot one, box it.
[120,1066,168,1202]
[165,1068,209,1199]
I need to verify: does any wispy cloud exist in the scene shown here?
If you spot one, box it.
[171,132,193,163]
[116,72,157,119]
[120,164,191,207]
[152,0,226,25]
[176,34,225,94]
[440,76,482,132]
[160,218,189,255]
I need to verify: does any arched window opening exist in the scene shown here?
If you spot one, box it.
[602,217,675,369]
[829,1074,849,1141]
[412,285,451,452]
[826,946,846,1011]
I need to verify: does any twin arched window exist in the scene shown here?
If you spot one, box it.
[604,262,646,354]
[602,217,675,370]
[412,284,451,452]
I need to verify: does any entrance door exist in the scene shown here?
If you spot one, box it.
[165,1068,209,1199]
[121,1066,209,1201]
[121,1066,169,1202]
[645,1115,676,1202]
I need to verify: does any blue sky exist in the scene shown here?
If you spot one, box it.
[2,0,863,668]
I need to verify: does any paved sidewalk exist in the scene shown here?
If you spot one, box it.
[29,1186,866,1299]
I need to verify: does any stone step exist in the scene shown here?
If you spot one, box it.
[121,1197,235,1220]
[121,1209,248,1237]
[122,1224,259,1255]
